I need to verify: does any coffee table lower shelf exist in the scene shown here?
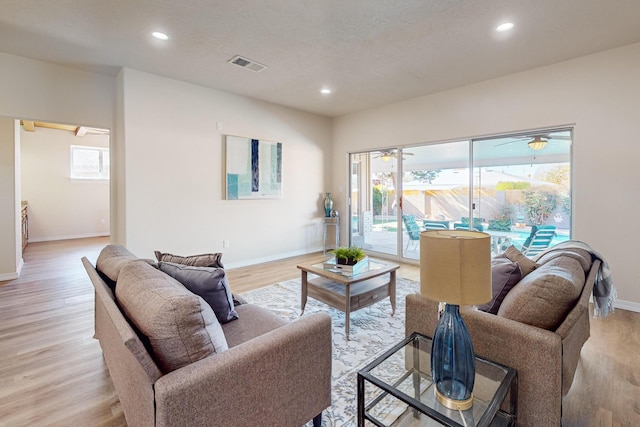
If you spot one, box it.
[298,259,398,340]
[303,275,395,339]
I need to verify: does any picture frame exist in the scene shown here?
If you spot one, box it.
[224,135,282,200]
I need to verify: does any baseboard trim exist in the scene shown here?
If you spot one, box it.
[615,299,640,313]
[17,257,24,276]
[28,232,110,243]
[0,258,24,282]
[0,271,19,281]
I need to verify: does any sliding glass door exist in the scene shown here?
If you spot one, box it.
[350,152,398,256]
[348,128,572,262]
[400,141,471,260]
[472,130,572,253]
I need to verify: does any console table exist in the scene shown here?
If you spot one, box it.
[323,217,339,253]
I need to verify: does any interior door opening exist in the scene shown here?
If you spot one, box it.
[18,119,111,247]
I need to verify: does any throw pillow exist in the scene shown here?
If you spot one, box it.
[96,244,139,282]
[158,262,239,323]
[497,256,585,330]
[504,245,539,277]
[154,250,224,269]
[478,256,522,314]
[116,261,228,374]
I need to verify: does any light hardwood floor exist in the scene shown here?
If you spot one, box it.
[0,237,638,426]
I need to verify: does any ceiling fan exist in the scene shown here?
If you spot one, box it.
[372,149,414,161]
[495,133,571,151]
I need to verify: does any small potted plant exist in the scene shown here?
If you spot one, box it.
[332,246,366,266]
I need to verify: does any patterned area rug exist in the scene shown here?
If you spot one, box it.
[241,277,420,427]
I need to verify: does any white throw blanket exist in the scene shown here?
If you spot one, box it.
[534,240,616,319]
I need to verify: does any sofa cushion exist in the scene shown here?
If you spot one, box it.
[158,262,238,323]
[497,256,585,330]
[505,245,539,277]
[154,250,224,268]
[222,304,289,348]
[478,256,522,314]
[535,248,592,273]
[116,261,228,373]
[96,244,139,282]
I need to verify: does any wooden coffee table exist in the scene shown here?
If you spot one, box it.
[297,258,399,339]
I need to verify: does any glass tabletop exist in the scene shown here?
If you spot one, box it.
[312,258,388,278]
[358,332,516,427]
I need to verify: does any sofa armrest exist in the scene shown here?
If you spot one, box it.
[406,294,563,427]
[154,312,332,427]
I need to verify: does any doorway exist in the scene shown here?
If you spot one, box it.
[19,120,111,245]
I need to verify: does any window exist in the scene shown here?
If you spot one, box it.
[70,145,109,179]
[349,128,572,261]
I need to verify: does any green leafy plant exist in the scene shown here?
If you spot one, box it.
[487,203,514,231]
[372,185,383,215]
[560,194,571,215]
[522,191,558,225]
[332,246,366,265]
[496,203,514,220]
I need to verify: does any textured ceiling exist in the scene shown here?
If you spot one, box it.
[2,0,640,117]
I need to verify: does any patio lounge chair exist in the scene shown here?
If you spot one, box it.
[402,215,421,251]
[422,220,449,230]
[516,225,557,256]
[487,219,512,232]
[453,216,485,231]
[454,224,483,232]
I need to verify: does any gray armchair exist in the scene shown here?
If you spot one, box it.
[406,249,600,426]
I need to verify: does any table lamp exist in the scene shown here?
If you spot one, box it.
[420,230,491,410]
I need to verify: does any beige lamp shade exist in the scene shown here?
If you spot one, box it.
[420,230,492,305]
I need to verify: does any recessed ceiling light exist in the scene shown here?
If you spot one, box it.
[321,88,331,94]
[496,22,514,32]
[152,31,169,41]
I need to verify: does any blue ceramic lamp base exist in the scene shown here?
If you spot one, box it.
[431,303,476,411]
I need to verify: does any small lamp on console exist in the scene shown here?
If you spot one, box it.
[420,230,491,410]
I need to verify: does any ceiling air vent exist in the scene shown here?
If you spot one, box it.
[228,55,268,72]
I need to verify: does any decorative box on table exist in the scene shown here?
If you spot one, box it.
[323,256,369,274]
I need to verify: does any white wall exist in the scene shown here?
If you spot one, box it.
[21,127,110,242]
[0,52,115,278]
[0,53,115,128]
[0,118,22,280]
[117,69,332,266]
[333,42,640,309]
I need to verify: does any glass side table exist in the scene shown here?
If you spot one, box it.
[358,332,517,427]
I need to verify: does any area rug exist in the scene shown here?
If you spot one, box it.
[240,277,420,427]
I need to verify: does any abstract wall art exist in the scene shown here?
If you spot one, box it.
[224,135,282,199]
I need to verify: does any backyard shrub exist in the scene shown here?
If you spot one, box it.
[522,191,558,225]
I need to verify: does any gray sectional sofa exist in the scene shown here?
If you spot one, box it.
[406,245,602,426]
[82,244,332,427]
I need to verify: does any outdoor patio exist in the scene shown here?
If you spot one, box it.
[356,220,570,261]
